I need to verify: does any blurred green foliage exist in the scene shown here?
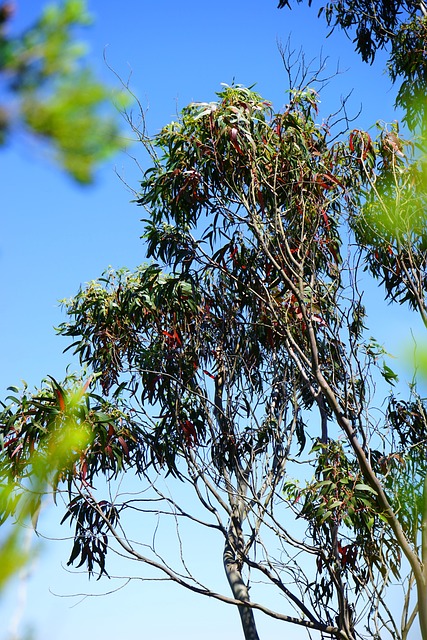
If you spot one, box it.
[0,0,129,182]
[0,376,95,591]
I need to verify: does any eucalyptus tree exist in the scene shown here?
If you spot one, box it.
[1,78,427,639]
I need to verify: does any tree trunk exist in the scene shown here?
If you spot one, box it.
[223,536,260,640]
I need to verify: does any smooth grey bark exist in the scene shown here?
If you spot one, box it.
[223,533,260,640]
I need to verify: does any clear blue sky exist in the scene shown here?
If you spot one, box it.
[0,1,423,639]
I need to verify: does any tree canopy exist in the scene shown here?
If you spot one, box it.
[278,0,427,131]
[0,0,128,182]
[1,69,427,639]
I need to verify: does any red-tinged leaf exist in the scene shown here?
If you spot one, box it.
[229,132,244,155]
[321,209,330,230]
[323,171,343,188]
[311,314,327,327]
[349,129,372,160]
[361,132,372,160]
[11,443,23,458]
[317,179,332,190]
[328,243,340,264]
[80,459,88,482]
[81,376,92,394]
[229,246,238,261]
[181,419,198,447]
[162,329,182,348]
[118,436,129,456]
[296,311,304,321]
[55,388,65,411]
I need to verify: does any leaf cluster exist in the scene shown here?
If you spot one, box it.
[279,0,419,63]
[61,495,118,578]
[298,440,403,581]
[389,15,427,131]
[279,1,427,133]
[0,376,143,518]
[349,125,427,316]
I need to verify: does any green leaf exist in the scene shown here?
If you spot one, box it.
[355,483,378,495]
[328,500,343,509]
[381,363,399,386]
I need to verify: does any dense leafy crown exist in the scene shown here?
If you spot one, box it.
[60,85,352,471]
[1,83,427,638]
